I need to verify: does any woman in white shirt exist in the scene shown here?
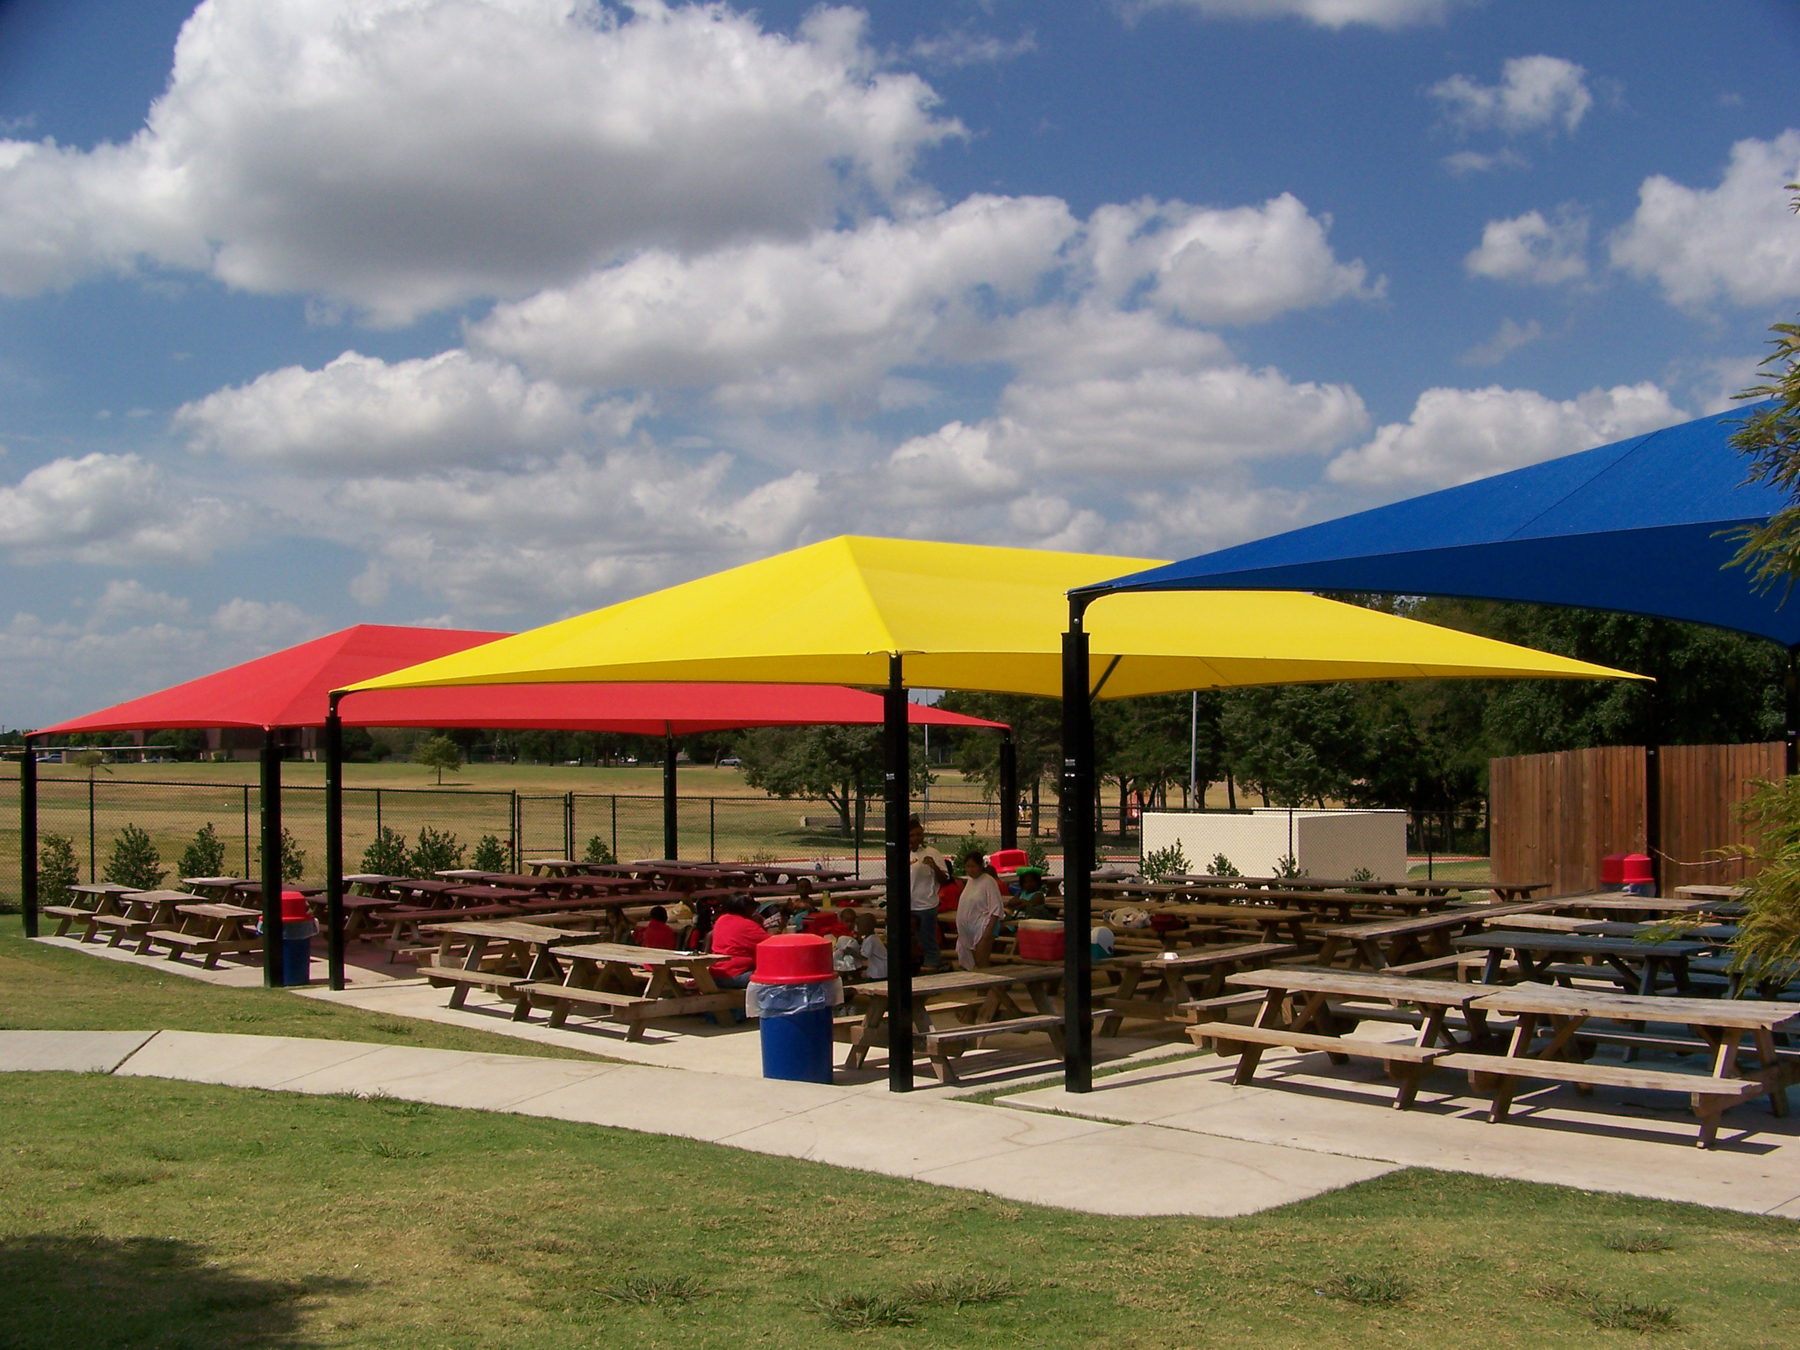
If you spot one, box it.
[954,853,1006,970]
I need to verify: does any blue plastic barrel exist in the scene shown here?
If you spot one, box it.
[749,934,840,1084]
[758,1003,836,1082]
[281,922,315,985]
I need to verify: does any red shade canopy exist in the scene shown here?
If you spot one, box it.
[35,624,1006,736]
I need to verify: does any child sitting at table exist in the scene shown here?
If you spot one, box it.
[853,910,887,980]
[634,905,678,950]
[1010,866,1053,920]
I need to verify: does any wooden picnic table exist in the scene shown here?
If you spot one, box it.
[1164,885,1456,920]
[146,902,263,969]
[518,942,742,1039]
[1441,983,1799,1148]
[1200,968,1501,1107]
[1497,913,1739,944]
[1675,884,1749,900]
[1453,929,1709,996]
[1312,900,1555,973]
[82,889,190,952]
[1544,891,1716,920]
[303,891,399,941]
[42,882,137,937]
[844,966,1067,1084]
[1484,881,1551,901]
[180,876,247,900]
[419,919,594,1016]
[1097,941,1296,1034]
[1173,874,1461,897]
[521,858,583,876]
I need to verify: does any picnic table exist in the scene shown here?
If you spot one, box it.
[1453,929,1710,996]
[304,891,399,941]
[42,882,138,937]
[1173,874,1461,897]
[1198,968,1501,1108]
[1484,881,1551,901]
[1544,891,1715,921]
[419,919,592,1016]
[844,966,1067,1084]
[146,902,263,969]
[1097,942,1295,1033]
[180,876,247,901]
[1167,885,1455,921]
[1438,983,1799,1148]
[1310,900,1554,973]
[1675,884,1749,900]
[1498,913,1739,943]
[517,942,742,1039]
[82,889,190,952]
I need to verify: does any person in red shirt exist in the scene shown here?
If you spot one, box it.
[634,905,679,950]
[708,892,768,988]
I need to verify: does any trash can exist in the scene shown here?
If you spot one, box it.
[748,934,841,1084]
[279,891,318,986]
[1620,853,1656,897]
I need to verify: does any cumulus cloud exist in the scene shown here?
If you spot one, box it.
[1609,130,1800,310]
[1460,317,1544,367]
[1465,208,1590,285]
[1431,56,1593,136]
[473,195,1079,408]
[0,0,955,323]
[1442,148,1530,177]
[1130,0,1455,29]
[176,349,612,471]
[1326,382,1686,489]
[1085,194,1380,325]
[0,452,243,564]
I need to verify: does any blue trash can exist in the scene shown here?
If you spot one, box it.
[749,934,841,1084]
[279,891,318,986]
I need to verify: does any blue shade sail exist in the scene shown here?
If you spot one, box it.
[1080,406,1799,648]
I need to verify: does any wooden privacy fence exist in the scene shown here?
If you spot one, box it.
[1490,741,1784,895]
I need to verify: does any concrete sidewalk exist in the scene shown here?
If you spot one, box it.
[0,1030,1389,1217]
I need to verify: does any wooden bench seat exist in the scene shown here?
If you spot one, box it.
[42,904,99,937]
[1436,1050,1766,1125]
[1192,1022,1446,1107]
[145,929,261,969]
[421,965,528,1011]
[1177,990,1268,1022]
[84,913,156,951]
[923,1013,1063,1051]
[516,980,745,1034]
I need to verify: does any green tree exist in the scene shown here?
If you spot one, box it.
[38,833,80,904]
[176,823,228,880]
[408,825,464,876]
[472,834,507,872]
[583,835,617,866]
[735,726,929,835]
[1221,685,1361,807]
[415,734,463,785]
[103,823,166,890]
[257,826,306,882]
[361,826,409,876]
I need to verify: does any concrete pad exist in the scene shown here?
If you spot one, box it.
[0,1029,158,1073]
[718,1090,1112,1176]
[507,1063,846,1143]
[114,1030,387,1090]
[916,1122,1396,1216]
[34,935,402,988]
[275,1043,621,1111]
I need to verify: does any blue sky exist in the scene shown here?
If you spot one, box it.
[1,0,1796,726]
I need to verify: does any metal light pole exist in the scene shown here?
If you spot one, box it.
[883,654,913,1092]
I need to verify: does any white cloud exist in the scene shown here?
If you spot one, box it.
[1085,194,1379,325]
[1131,0,1455,29]
[1327,382,1686,489]
[472,195,1078,408]
[1431,56,1593,136]
[1460,317,1544,367]
[1442,148,1529,177]
[0,452,243,564]
[906,26,1036,69]
[1609,130,1800,310]
[0,0,955,323]
[176,349,610,471]
[1465,208,1589,285]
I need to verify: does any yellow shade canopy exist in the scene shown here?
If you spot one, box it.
[350,536,1638,699]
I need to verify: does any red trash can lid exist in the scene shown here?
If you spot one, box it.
[753,933,835,984]
[280,891,310,921]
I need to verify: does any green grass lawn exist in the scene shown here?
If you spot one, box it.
[0,930,607,1063]
[1,927,1798,1346]
[3,1073,1796,1349]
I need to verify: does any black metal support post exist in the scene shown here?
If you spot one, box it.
[20,735,37,937]
[325,696,345,991]
[1786,648,1797,776]
[1061,598,1094,1093]
[884,654,912,1093]
[1644,686,1662,896]
[663,730,679,860]
[260,728,284,987]
[999,732,1018,853]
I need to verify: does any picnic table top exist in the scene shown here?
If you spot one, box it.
[1545,891,1712,913]
[1453,930,1709,958]
[1143,902,1314,924]
[1330,900,1552,940]
[1468,982,1799,1029]
[1675,884,1749,899]
[1496,914,1738,942]
[1167,885,1450,909]
[855,966,1065,999]
[68,882,140,896]
[180,876,246,887]
[420,919,590,942]
[445,885,539,903]
[231,882,325,897]
[175,902,261,920]
[1225,967,1491,1005]
[1172,874,1461,895]
[122,889,198,903]
[551,940,723,966]
[1111,941,1295,971]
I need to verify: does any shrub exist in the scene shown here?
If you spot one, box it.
[257,826,305,882]
[103,823,167,891]
[1026,836,1050,871]
[361,826,409,877]
[1274,852,1307,879]
[1349,866,1375,884]
[408,825,464,877]
[582,835,616,866]
[1729,776,1800,982]
[471,834,507,872]
[1140,841,1189,882]
[39,833,80,904]
[176,823,228,880]
[1207,852,1240,878]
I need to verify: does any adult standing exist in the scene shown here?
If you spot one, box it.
[908,815,948,972]
[955,853,1006,970]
